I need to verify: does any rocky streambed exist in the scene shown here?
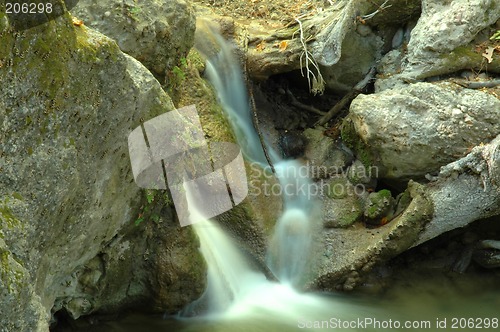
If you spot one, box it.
[1,0,499,330]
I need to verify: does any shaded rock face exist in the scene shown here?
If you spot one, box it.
[71,0,196,78]
[51,210,205,320]
[320,28,382,93]
[345,82,500,180]
[0,8,203,331]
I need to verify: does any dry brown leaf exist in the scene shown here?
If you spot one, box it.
[256,40,266,52]
[278,40,288,52]
[72,17,84,26]
[482,46,494,63]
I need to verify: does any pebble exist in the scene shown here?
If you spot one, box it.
[356,24,372,37]
[391,28,404,49]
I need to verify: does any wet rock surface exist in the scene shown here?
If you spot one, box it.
[0,6,203,331]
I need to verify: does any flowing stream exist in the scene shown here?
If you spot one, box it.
[178,34,373,325]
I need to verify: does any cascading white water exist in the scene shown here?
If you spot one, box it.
[189,31,318,307]
[267,160,317,286]
[181,32,381,328]
[203,34,318,288]
[204,40,268,165]
[181,186,373,329]
[180,186,267,316]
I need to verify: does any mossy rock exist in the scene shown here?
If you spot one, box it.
[364,189,395,224]
[394,189,412,216]
[71,0,196,77]
[347,159,379,187]
[428,44,500,78]
[0,3,202,328]
[341,117,377,171]
[175,49,235,144]
[323,194,363,228]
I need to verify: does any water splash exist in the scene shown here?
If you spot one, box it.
[179,185,373,327]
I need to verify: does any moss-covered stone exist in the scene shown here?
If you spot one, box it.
[0,4,202,329]
[341,117,377,170]
[364,189,395,224]
[322,176,364,228]
[324,196,363,228]
[71,0,196,78]
[428,44,500,77]
[394,189,412,216]
[0,199,19,229]
[377,181,434,259]
[0,246,26,294]
[175,49,235,144]
[326,176,351,199]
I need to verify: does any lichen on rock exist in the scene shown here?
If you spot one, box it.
[71,0,196,78]
[0,3,204,329]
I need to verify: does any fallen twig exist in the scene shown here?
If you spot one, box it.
[450,78,500,89]
[286,88,326,116]
[315,67,376,127]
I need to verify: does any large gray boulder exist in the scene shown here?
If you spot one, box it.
[0,7,202,331]
[406,0,500,76]
[377,0,500,90]
[343,82,500,180]
[71,0,196,77]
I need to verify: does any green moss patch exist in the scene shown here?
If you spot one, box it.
[341,117,376,169]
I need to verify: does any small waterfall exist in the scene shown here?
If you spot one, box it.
[202,34,319,288]
[204,39,268,166]
[267,160,317,286]
[180,186,266,316]
[182,31,330,320]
